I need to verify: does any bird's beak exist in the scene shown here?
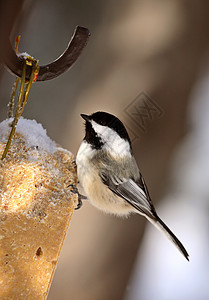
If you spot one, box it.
[81,114,91,122]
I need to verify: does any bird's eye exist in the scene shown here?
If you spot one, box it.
[98,120,104,126]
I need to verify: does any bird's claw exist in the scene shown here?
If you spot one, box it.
[68,184,87,210]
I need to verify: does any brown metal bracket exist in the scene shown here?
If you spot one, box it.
[3,26,90,81]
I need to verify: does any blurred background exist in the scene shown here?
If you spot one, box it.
[1,0,209,299]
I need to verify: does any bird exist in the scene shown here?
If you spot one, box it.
[76,111,189,261]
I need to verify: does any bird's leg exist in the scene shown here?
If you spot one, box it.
[68,184,87,210]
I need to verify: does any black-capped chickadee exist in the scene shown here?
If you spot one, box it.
[76,111,189,261]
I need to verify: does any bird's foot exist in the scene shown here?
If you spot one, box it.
[68,184,87,210]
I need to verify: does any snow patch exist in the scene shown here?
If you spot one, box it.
[0,118,57,153]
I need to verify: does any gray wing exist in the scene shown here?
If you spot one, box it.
[100,172,155,218]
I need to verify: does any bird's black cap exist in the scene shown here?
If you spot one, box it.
[81,111,131,145]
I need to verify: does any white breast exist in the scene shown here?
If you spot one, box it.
[76,140,96,192]
[76,140,133,216]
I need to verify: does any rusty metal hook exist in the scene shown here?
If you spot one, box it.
[3,26,90,81]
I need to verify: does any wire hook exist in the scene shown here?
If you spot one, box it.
[3,26,90,81]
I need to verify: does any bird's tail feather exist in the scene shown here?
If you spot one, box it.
[147,215,189,261]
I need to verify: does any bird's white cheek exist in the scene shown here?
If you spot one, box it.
[91,121,131,157]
